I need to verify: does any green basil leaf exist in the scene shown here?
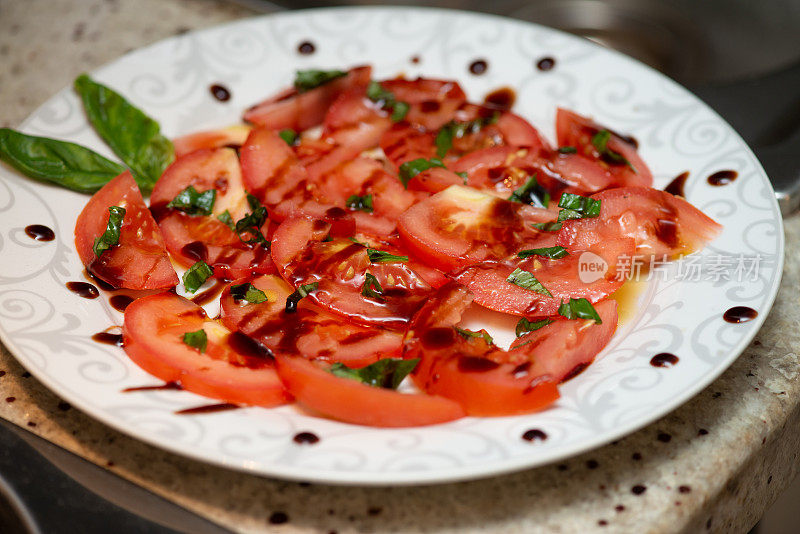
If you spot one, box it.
[278,129,298,146]
[591,129,636,173]
[531,221,562,232]
[361,273,384,301]
[456,171,468,185]
[557,192,601,219]
[285,282,318,313]
[508,174,550,208]
[182,329,207,353]
[454,326,493,345]
[367,249,408,263]
[557,298,602,324]
[397,158,446,188]
[182,261,214,293]
[74,74,174,193]
[506,267,552,296]
[515,317,554,337]
[434,126,454,159]
[294,69,346,92]
[434,114,499,159]
[345,194,373,213]
[234,194,269,247]
[390,101,409,122]
[92,206,125,257]
[517,246,569,259]
[217,210,234,230]
[166,185,216,216]
[329,358,420,389]
[366,81,408,123]
[0,128,126,194]
[557,146,577,154]
[230,283,267,304]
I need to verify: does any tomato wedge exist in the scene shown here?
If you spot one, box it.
[123,292,291,407]
[379,77,467,130]
[243,65,371,131]
[274,353,465,427]
[556,187,722,258]
[75,171,177,290]
[403,283,561,416]
[220,275,401,367]
[322,88,392,153]
[172,125,252,158]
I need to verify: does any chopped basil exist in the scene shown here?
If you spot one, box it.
[182,261,214,293]
[434,113,499,158]
[345,194,373,213]
[329,358,420,389]
[531,221,562,232]
[278,129,298,146]
[367,249,408,263]
[361,273,384,301]
[182,329,207,353]
[217,210,234,230]
[285,282,318,313]
[508,174,550,208]
[234,194,269,248]
[366,81,409,122]
[557,192,601,221]
[456,171,468,185]
[506,267,552,296]
[558,298,602,324]
[591,129,636,173]
[294,69,346,92]
[454,326,493,345]
[92,206,125,257]
[517,246,569,259]
[166,185,216,216]
[515,317,554,337]
[557,146,577,154]
[397,158,446,188]
[230,283,267,304]
[0,128,126,194]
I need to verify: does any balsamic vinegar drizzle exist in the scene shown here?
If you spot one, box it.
[723,306,757,323]
[175,403,240,415]
[536,57,555,71]
[522,429,547,442]
[297,41,315,55]
[123,381,183,393]
[707,170,738,186]
[664,171,689,197]
[483,87,516,111]
[24,224,55,241]
[66,281,99,299]
[469,59,488,75]
[209,84,231,102]
[650,353,679,367]
[91,331,124,347]
[109,294,134,312]
[293,431,320,444]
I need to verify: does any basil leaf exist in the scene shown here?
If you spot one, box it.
[361,273,384,301]
[456,171,468,184]
[591,129,636,173]
[230,283,267,304]
[558,298,602,324]
[557,192,601,219]
[234,194,269,247]
[506,267,552,296]
[217,210,234,230]
[367,249,408,263]
[74,74,174,193]
[166,185,216,216]
[294,69,346,92]
[515,317,554,337]
[434,126,454,159]
[0,128,126,194]
[434,114,499,158]
[329,358,420,389]
[285,282,318,313]
[531,221,562,232]
[390,101,409,122]
[397,158,445,188]
[508,174,550,208]
[517,246,569,259]
[557,146,577,154]
[345,194,373,213]
[454,326,493,345]
[278,129,298,146]
[366,81,408,123]
[92,206,125,257]
[182,329,207,353]
[182,261,214,293]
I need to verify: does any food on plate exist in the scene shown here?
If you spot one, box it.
[0,66,721,427]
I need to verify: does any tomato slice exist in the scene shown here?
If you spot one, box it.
[556,187,722,258]
[273,353,465,427]
[122,292,291,407]
[243,65,371,131]
[379,77,467,130]
[150,148,274,279]
[403,283,561,416]
[397,185,555,272]
[172,125,252,158]
[272,217,434,330]
[322,88,392,153]
[454,236,634,317]
[75,172,177,290]
[380,122,438,169]
[220,274,401,367]
[556,108,652,188]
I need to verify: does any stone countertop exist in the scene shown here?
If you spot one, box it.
[1,1,799,533]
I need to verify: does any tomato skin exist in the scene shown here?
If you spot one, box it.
[243,66,372,131]
[75,172,177,290]
[380,78,467,130]
[555,108,652,188]
[322,88,392,153]
[172,125,252,158]
[273,353,465,427]
[380,122,437,169]
[240,127,310,207]
[556,187,722,258]
[220,275,401,367]
[122,292,291,407]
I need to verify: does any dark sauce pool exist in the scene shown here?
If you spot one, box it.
[209,84,231,102]
[91,332,123,347]
[664,171,689,197]
[298,41,315,54]
[650,353,679,367]
[723,306,758,323]
[708,170,738,186]
[293,431,320,445]
[469,59,488,75]
[24,224,55,241]
[175,403,240,415]
[109,295,134,312]
[536,57,555,71]
[483,87,516,111]
[522,429,547,442]
[66,281,99,299]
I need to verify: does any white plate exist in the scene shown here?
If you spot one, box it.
[0,7,783,485]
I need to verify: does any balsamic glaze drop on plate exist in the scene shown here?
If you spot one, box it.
[723,306,758,323]
[84,269,116,291]
[24,224,55,241]
[109,295,134,312]
[522,428,547,442]
[91,332,124,347]
[536,57,556,71]
[650,353,679,368]
[664,171,689,197]
[175,403,240,415]
[66,281,99,299]
[483,87,516,111]
[297,41,315,55]
[123,381,183,393]
[209,84,231,102]
[469,59,488,75]
[707,170,738,186]
[411,55,420,64]
[293,431,320,445]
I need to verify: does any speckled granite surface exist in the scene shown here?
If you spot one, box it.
[1,1,799,533]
